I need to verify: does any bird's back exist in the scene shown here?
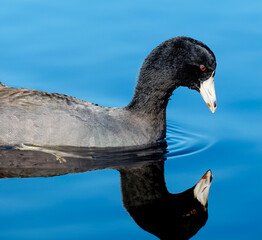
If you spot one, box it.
[0,87,155,147]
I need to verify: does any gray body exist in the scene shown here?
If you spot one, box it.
[0,37,216,147]
[0,86,164,147]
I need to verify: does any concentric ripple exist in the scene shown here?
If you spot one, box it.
[166,120,215,159]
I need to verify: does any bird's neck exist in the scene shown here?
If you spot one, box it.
[128,79,177,112]
[126,73,179,139]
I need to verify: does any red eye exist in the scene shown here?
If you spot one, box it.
[200,65,206,71]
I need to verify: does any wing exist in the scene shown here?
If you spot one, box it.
[0,87,93,110]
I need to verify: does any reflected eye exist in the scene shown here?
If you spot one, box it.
[190,209,197,215]
[184,208,197,217]
[200,65,206,72]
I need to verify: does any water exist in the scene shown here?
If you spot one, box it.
[0,0,261,239]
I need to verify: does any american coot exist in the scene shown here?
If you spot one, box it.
[0,37,216,147]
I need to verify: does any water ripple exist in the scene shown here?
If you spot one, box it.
[166,120,215,159]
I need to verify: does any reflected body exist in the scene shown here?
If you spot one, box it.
[0,144,212,239]
[0,37,216,147]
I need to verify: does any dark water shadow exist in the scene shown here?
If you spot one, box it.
[0,142,167,178]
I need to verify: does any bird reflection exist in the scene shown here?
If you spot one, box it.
[0,143,212,239]
[120,162,212,240]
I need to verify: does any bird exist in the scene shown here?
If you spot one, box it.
[0,36,216,147]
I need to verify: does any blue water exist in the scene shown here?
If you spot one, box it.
[0,0,262,239]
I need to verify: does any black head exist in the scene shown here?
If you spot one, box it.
[168,37,216,88]
[131,36,217,113]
